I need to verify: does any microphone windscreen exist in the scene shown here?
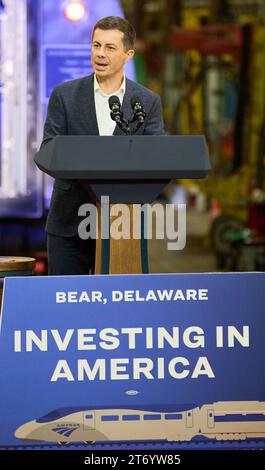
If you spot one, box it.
[130,95,142,108]
[108,95,121,109]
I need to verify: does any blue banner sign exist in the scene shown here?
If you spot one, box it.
[42,45,92,101]
[0,273,264,449]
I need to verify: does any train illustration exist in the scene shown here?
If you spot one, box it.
[15,401,265,445]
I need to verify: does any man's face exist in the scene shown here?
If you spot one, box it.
[91,28,134,79]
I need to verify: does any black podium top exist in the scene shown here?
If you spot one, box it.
[35,135,211,180]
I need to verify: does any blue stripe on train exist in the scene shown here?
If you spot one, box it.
[215,414,265,422]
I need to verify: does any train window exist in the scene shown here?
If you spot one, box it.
[44,410,60,419]
[85,414,93,419]
[165,414,182,420]
[122,415,140,421]
[36,409,62,423]
[101,415,119,422]
[143,414,161,420]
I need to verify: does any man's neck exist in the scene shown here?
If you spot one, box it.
[95,73,124,95]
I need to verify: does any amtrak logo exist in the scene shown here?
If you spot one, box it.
[52,425,79,437]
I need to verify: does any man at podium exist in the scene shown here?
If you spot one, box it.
[40,16,164,275]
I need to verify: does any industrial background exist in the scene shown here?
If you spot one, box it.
[0,0,264,275]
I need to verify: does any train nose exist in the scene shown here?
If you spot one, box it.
[15,420,37,439]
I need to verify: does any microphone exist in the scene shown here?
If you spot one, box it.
[108,95,131,135]
[130,96,146,123]
[108,95,123,124]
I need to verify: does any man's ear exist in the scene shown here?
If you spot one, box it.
[125,49,135,63]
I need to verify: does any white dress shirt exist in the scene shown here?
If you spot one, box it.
[94,74,126,136]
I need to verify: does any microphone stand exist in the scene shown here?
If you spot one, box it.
[130,119,145,134]
[110,105,146,135]
[115,117,132,135]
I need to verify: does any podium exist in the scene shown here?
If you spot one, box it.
[35,135,211,274]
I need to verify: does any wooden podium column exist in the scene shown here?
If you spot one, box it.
[95,203,144,274]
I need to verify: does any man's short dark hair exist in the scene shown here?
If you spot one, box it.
[92,16,136,51]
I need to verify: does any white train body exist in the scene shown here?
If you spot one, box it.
[200,401,265,440]
[15,401,265,444]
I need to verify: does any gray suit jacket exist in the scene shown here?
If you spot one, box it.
[41,73,164,237]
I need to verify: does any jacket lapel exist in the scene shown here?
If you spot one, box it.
[81,73,99,135]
